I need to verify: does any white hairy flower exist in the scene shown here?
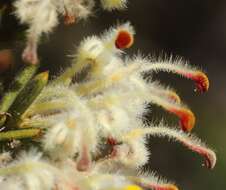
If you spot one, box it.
[0,150,56,190]
[13,0,129,64]
[1,22,215,190]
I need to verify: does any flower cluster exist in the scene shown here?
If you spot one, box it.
[14,0,128,65]
[0,23,216,190]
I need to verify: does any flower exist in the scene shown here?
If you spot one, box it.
[13,0,129,65]
[0,0,218,188]
[0,23,215,190]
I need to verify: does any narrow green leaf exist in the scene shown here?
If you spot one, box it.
[6,71,49,128]
[0,65,38,126]
[0,128,41,141]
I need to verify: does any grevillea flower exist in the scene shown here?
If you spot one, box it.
[0,23,215,190]
[13,0,128,65]
[0,0,217,189]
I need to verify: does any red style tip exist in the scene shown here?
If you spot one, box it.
[191,143,216,169]
[185,71,209,93]
[193,71,209,93]
[115,30,134,49]
[170,108,196,132]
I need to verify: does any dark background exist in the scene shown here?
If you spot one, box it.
[1,0,226,189]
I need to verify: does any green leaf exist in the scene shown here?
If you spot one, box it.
[0,128,41,141]
[6,71,49,128]
[0,65,38,126]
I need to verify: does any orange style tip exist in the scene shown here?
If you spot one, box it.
[192,71,209,93]
[115,30,134,49]
[179,109,196,132]
[170,108,195,132]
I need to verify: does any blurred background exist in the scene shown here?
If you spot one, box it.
[0,0,226,189]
